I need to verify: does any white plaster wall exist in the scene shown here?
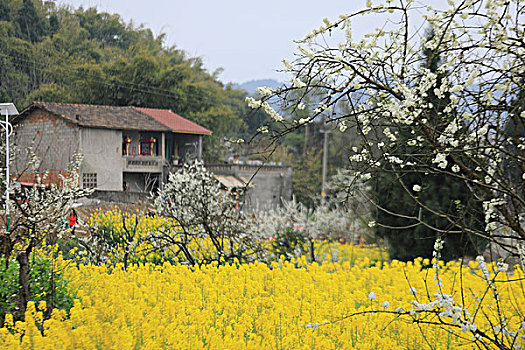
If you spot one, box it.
[80,128,124,191]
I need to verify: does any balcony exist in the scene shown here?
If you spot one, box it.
[124,156,164,172]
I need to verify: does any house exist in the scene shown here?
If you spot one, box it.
[12,102,292,211]
[12,102,211,194]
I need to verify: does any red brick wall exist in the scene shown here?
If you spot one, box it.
[13,109,79,179]
[13,169,79,187]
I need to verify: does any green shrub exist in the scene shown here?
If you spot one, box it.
[0,253,75,323]
[269,227,307,261]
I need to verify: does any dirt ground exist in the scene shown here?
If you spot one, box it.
[71,199,152,236]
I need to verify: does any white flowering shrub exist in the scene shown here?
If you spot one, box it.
[249,0,524,347]
[152,162,265,265]
[253,197,352,261]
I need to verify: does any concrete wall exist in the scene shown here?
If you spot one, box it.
[123,172,160,193]
[238,166,292,212]
[175,134,202,163]
[203,164,292,212]
[90,190,149,204]
[80,128,123,191]
[13,109,79,184]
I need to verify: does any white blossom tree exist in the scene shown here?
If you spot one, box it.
[253,197,352,261]
[249,0,525,259]
[0,152,92,320]
[248,0,524,347]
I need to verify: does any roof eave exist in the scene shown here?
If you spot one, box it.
[170,130,213,135]
[78,125,170,132]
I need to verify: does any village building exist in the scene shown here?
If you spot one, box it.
[12,102,210,193]
[12,102,291,211]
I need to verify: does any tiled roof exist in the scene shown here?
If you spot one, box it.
[16,102,212,135]
[23,102,169,131]
[136,107,212,135]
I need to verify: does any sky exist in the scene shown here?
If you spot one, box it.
[56,0,371,84]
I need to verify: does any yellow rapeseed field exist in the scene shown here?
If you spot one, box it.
[1,243,523,349]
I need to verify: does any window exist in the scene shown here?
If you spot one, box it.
[139,136,157,156]
[82,173,97,189]
[140,141,151,156]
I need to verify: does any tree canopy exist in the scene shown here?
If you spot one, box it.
[374,28,486,261]
[0,0,250,161]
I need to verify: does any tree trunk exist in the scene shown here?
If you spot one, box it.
[47,268,55,318]
[308,238,316,263]
[15,244,32,321]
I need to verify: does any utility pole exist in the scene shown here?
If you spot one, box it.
[0,103,19,232]
[303,124,309,155]
[319,120,331,203]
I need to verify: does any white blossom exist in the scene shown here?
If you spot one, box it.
[496,260,509,272]
[292,78,307,88]
[450,84,463,92]
[465,70,479,87]
[256,86,273,96]
[261,101,284,122]
[246,97,261,109]
[433,153,448,169]
[281,58,295,71]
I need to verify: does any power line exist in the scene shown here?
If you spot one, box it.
[0,51,183,99]
[0,51,236,104]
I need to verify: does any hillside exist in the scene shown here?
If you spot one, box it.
[0,0,250,161]
[234,79,282,95]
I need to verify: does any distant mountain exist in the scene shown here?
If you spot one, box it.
[234,79,282,95]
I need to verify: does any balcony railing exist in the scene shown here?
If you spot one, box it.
[167,163,291,174]
[124,156,164,172]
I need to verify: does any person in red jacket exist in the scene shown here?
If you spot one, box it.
[68,209,78,234]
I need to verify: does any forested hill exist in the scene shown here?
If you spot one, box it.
[0,0,253,161]
[234,79,282,96]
